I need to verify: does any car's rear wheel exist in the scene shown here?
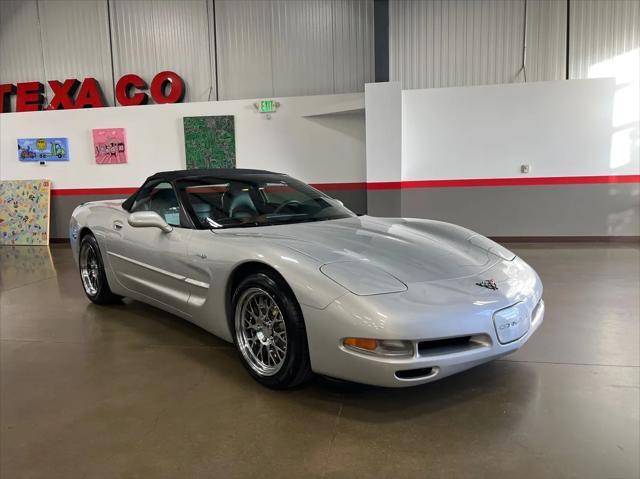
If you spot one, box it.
[79,234,122,304]
[233,272,312,389]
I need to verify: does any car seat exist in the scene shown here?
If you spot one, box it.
[223,186,258,219]
[149,188,180,224]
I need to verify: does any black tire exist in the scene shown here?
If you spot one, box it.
[78,234,122,304]
[232,272,313,389]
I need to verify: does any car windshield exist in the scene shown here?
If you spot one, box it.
[178,176,355,229]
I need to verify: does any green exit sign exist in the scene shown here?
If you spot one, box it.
[259,100,277,113]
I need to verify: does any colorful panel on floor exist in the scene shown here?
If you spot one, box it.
[0,179,51,245]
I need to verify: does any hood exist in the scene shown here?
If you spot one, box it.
[220,216,502,284]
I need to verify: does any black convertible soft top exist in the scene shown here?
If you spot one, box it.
[122,168,286,211]
[146,168,282,182]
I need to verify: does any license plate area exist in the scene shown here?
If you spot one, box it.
[493,303,530,344]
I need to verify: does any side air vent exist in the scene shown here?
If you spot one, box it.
[418,334,491,356]
[395,367,435,380]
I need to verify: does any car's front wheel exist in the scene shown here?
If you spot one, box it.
[232,272,312,389]
[79,234,122,304]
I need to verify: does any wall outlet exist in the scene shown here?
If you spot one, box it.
[521,164,530,174]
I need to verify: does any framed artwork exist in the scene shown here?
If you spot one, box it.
[93,128,127,164]
[18,138,69,161]
[183,115,236,169]
[0,179,51,245]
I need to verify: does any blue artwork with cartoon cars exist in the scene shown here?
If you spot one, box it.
[18,137,70,162]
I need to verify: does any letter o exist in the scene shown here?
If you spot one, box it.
[150,71,185,104]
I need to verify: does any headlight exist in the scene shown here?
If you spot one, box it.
[469,235,515,261]
[342,337,414,357]
[321,261,407,295]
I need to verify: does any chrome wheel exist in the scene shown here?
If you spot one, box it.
[80,241,100,296]
[235,288,288,376]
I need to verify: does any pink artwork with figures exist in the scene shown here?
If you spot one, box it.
[93,128,127,164]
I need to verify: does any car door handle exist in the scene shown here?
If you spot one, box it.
[194,253,207,259]
[113,221,123,230]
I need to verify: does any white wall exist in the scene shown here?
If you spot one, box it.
[0,93,366,189]
[4,78,637,190]
[364,82,401,182]
[401,78,639,180]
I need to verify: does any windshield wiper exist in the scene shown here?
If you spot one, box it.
[205,217,223,229]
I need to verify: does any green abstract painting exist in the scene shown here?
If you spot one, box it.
[183,115,236,169]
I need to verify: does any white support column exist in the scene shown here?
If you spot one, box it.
[364,81,402,216]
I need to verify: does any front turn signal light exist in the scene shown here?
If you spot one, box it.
[343,338,414,357]
[343,337,378,350]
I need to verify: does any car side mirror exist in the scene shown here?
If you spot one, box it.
[333,199,344,207]
[128,211,173,233]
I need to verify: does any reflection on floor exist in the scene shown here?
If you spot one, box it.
[1,243,639,479]
[0,245,56,291]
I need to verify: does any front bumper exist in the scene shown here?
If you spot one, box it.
[303,257,544,388]
[305,299,543,387]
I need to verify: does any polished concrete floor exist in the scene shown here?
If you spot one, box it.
[1,243,639,479]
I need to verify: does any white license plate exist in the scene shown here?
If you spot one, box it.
[493,303,530,344]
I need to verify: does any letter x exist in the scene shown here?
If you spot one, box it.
[48,79,80,110]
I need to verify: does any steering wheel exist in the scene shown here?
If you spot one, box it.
[273,200,304,215]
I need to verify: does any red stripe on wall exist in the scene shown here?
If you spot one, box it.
[367,174,640,190]
[49,175,640,195]
[51,187,138,196]
[311,182,367,191]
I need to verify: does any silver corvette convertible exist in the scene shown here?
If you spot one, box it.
[70,169,544,388]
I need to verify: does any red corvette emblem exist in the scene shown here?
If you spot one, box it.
[475,279,498,290]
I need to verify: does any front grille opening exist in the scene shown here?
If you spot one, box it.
[418,334,491,356]
[395,367,434,380]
